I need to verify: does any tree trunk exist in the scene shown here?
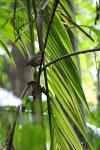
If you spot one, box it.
[9,45,32,97]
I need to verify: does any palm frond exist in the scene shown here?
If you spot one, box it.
[0,0,94,149]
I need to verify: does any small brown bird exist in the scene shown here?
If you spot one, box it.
[23,51,43,67]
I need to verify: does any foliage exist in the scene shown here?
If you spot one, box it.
[0,0,100,150]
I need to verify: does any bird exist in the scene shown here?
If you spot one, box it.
[23,51,43,67]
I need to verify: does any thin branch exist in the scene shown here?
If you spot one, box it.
[42,48,100,71]
[58,2,94,42]
[38,0,60,91]
[38,0,60,83]
[27,0,35,53]
[60,13,94,42]
[7,82,32,150]
[44,68,51,130]
[44,0,60,49]
[32,0,37,19]
[42,0,60,128]
[41,0,50,10]
[42,0,60,135]
[12,20,35,47]
[13,0,17,37]
[37,0,60,140]
[95,1,100,24]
